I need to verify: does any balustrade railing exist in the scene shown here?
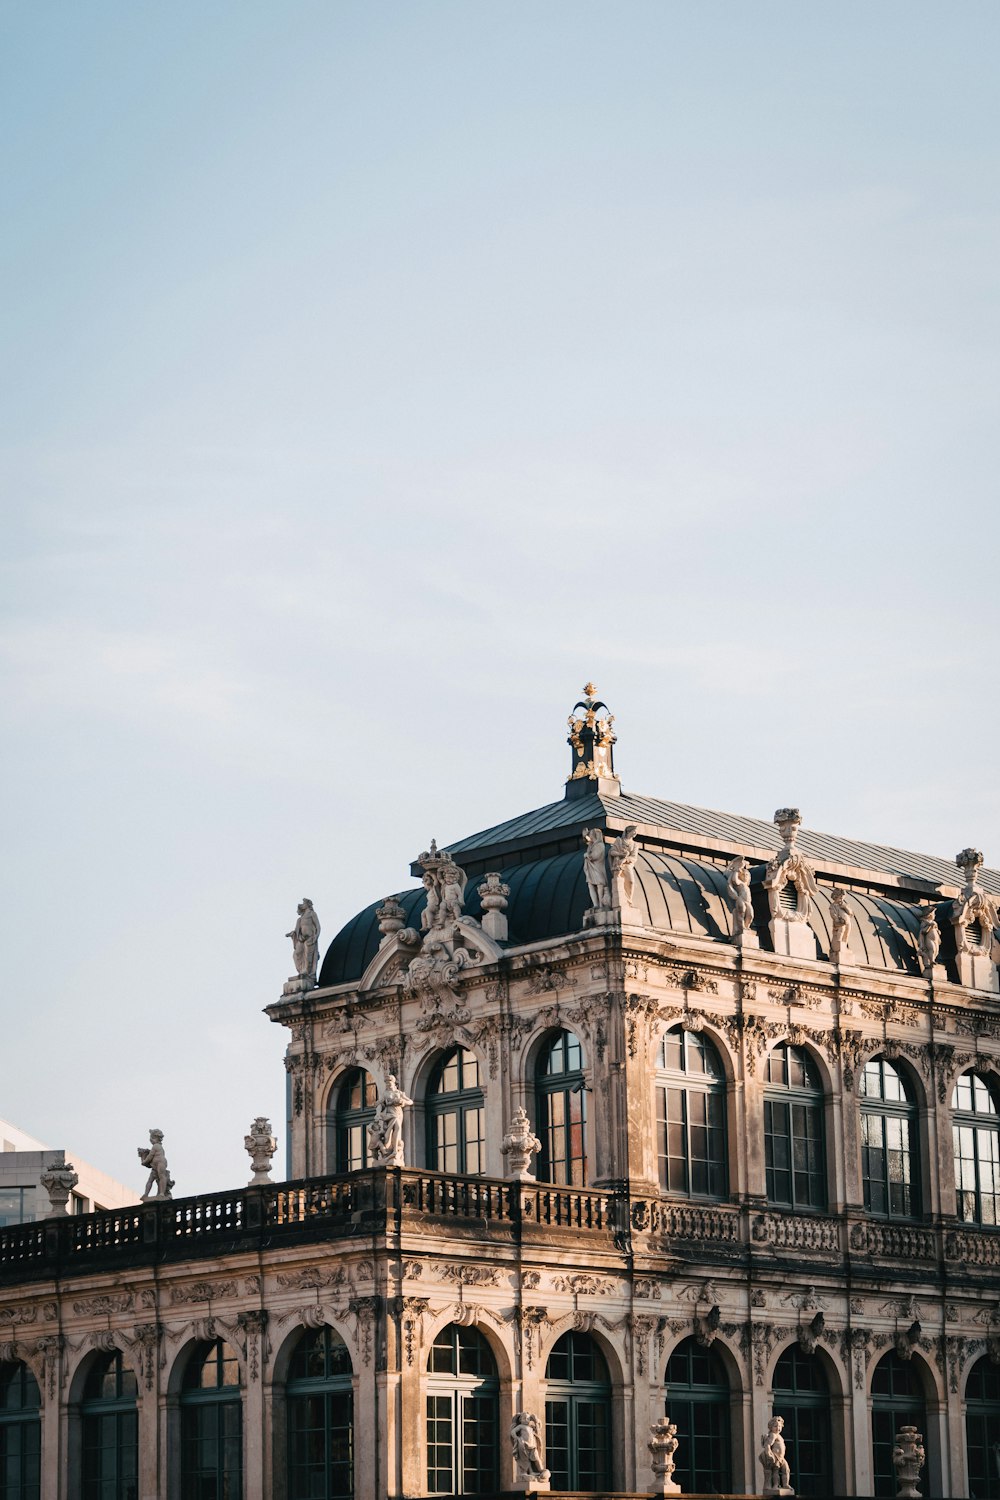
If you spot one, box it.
[4,1166,999,1284]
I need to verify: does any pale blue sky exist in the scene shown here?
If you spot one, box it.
[2,3,998,1193]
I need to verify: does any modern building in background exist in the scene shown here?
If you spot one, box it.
[0,1118,135,1226]
[2,687,1000,1499]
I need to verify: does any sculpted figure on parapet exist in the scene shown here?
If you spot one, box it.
[917,904,941,976]
[726,855,755,939]
[138,1129,174,1201]
[764,808,819,921]
[582,827,611,910]
[367,1075,412,1167]
[829,888,853,961]
[286,898,321,982]
[511,1411,550,1484]
[759,1415,793,1496]
[608,824,639,907]
[416,839,468,933]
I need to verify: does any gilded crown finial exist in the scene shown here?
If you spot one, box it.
[566,684,619,793]
[583,681,598,700]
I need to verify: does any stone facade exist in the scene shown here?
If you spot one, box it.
[2,690,1000,1498]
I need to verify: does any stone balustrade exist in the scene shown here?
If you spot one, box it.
[3,1167,1000,1287]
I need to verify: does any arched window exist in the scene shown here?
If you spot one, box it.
[535,1031,587,1186]
[656,1027,727,1197]
[952,1071,1000,1224]
[965,1354,1000,1499]
[871,1352,927,1499]
[544,1331,611,1492]
[764,1042,825,1210]
[180,1339,242,1499]
[332,1068,377,1172]
[287,1327,353,1499]
[427,1048,485,1174]
[861,1057,920,1219]
[664,1337,731,1494]
[772,1345,833,1495]
[81,1350,138,1499]
[0,1360,40,1500]
[426,1324,498,1496]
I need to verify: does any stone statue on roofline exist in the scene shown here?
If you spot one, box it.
[511,1411,550,1490]
[951,848,1000,992]
[916,904,941,978]
[759,1414,794,1496]
[416,840,470,935]
[367,1076,412,1167]
[609,824,640,913]
[582,827,611,911]
[245,1117,277,1186]
[726,855,758,949]
[138,1129,173,1201]
[764,808,819,960]
[283,898,320,994]
[829,888,855,965]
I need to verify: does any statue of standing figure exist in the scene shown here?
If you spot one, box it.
[726,855,757,944]
[917,905,941,977]
[829,888,854,963]
[511,1411,550,1487]
[138,1129,174,1201]
[582,828,611,911]
[286,899,321,984]
[759,1415,793,1496]
[608,824,639,909]
[367,1075,413,1167]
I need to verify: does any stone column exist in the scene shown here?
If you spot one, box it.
[239,1312,268,1500]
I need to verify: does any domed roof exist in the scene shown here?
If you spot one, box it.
[318,846,928,988]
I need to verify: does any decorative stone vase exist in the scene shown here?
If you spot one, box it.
[892,1425,925,1499]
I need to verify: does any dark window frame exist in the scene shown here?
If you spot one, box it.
[656,1027,727,1199]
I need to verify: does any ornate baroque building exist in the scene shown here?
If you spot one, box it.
[2,686,1000,1499]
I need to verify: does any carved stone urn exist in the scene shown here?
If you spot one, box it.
[244,1117,278,1186]
[649,1416,681,1495]
[40,1154,79,1217]
[892,1425,925,1499]
[502,1108,541,1182]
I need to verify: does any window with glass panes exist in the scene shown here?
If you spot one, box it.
[656,1027,727,1197]
[664,1338,731,1495]
[287,1327,353,1499]
[536,1031,587,1186]
[861,1057,919,1218]
[180,1339,243,1500]
[764,1043,826,1210]
[0,1190,33,1229]
[427,1048,485,1175]
[0,1360,40,1500]
[952,1072,1000,1224]
[425,1324,498,1496]
[333,1067,378,1172]
[81,1350,138,1500]
[771,1346,833,1495]
[544,1332,611,1493]
[871,1352,926,1499]
[965,1355,1000,1500]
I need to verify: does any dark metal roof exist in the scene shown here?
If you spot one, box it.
[446,790,1000,896]
[318,846,930,988]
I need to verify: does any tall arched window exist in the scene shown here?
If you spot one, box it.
[180,1339,243,1499]
[965,1354,1000,1499]
[0,1360,40,1500]
[952,1071,1000,1224]
[333,1068,377,1172]
[427,1048,485,1174]
[664,1337,731,1494]
[426,1324,498,1496]
[544,1332,611,1492]
[81,1350,138,1499]
[764,1042,825,1210]
[287,1327,353,1499]
[861,1057,920,1218]
[536,1031,587,1186]
[871,1352,927,1499]
[656,1027,727,1197]
[772,1345,833,1495]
